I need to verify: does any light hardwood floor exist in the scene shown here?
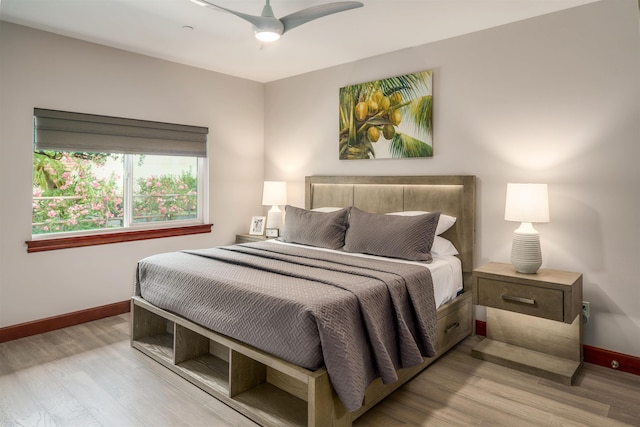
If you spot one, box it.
[1,313,639,426]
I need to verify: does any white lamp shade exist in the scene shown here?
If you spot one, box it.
[504,183,549,223]
[262,181,287,206]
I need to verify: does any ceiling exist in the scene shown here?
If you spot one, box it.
[0,0,598,83]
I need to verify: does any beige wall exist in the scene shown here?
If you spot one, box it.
[264,0,640,356]
[0,22,265,327]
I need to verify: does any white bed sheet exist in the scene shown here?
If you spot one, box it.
[269,240,463,309]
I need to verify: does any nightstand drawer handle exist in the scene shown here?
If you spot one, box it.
[445,322,460,334]
[501,294,536,305]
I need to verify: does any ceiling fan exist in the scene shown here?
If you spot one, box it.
[191,0,364,42]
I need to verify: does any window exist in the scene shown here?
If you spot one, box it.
[28,109,210,251]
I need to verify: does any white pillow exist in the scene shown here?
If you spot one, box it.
[311,207,343,213]
[431,236,459,257]
[387,211,456,235]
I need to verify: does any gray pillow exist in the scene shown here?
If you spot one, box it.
[344,207,440,262]
[280,205,350,249]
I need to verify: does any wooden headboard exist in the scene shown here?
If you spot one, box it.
[305,175,476,290]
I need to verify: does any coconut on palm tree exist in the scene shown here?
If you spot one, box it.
[339,71,433,159]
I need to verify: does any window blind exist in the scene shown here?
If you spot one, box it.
[34,108,208,157]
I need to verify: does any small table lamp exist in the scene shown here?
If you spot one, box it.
[262,181,287,232]
[504,183,549,274]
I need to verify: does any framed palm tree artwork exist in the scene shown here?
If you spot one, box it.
[339,70,433,159]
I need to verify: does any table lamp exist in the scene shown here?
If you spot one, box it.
[504,183,549,274]
[262,181,287,232]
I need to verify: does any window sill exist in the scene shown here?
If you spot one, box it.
[26,224,213,253]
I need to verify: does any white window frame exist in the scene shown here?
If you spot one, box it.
[31,153,208,240]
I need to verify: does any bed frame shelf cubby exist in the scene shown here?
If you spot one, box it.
[131,296,322,426]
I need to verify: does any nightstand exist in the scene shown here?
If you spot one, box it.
[235,234,268,244]
[472,262,583,385]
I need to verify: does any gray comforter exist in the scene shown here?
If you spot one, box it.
[136,241,437,412]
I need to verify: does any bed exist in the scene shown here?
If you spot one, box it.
[131,175,476,426]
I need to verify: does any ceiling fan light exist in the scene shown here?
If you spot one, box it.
[255,31,280,42]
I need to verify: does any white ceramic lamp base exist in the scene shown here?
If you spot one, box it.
[265,205,283,231]
[511,223,542,274]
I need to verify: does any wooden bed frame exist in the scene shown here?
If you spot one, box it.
[131,175,476,426]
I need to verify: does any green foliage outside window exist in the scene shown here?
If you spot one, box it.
[32,151,197,235]
[133,171,197,223]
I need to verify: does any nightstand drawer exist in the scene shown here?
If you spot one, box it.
[477,277,564,321]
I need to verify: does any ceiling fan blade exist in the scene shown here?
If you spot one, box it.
[280,1,363,33]
[198,0,282,33]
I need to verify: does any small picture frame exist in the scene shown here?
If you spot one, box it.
[265,228,279,238]
[249,216,266,235]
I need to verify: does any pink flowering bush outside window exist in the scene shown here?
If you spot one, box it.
[32,151,199,235]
